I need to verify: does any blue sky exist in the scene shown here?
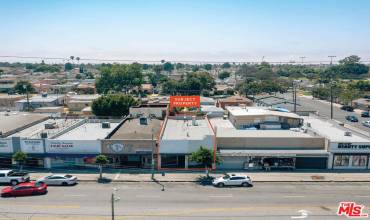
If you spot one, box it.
[1,0,370,63]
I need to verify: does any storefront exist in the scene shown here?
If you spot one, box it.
[329,142,370,169]
[0,138,13,167]
[20,139,45,168]
[219,150,329,170]
[101,140,155,169]
[44,139,100,168]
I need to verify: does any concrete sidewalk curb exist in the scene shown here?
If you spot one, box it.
[30,179,370,183]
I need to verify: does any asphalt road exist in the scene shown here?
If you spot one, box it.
[281,93,370,134]
[0,182,369,220]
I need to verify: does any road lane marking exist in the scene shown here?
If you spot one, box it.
[284,195,305,198]
[208,194,233,198]
[65,194,86,197]
[135,195,160,198]
[355,195,370,198]
[291,209,309,219]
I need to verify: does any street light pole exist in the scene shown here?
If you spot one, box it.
[328,55,336,65]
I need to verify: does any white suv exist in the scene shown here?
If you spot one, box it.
[212,174,253,187]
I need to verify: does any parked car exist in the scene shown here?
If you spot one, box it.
[212,174,253,187]
[361,111,369,117]
[341,105,354,112]
[1,181,47,197]
[362,121,370,127]
[0,170,30,186]
[37,174,78,186]
[345,115,359,122]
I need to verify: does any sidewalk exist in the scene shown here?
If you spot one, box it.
[29,171,370,182]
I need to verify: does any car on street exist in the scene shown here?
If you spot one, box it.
[361,111,369,117]
[341,105,354,112]
[212,174,253,187]
[0,170,30,186]
[1,181,47,197]
[37,174,78,186]
[345,115,359,122]
[362,121,370,127]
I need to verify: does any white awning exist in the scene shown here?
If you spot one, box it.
[219,149,329,157]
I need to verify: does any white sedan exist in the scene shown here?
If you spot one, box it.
[212,174,253,187]
[362,121,370,127]
[37,174,78,186]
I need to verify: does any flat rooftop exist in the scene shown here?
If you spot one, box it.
[162,119,214,140]
[9,118,82,138]
[110,118,162,140]
[55,122,119,140]
[16,95,62,103]
[210,117,316,138]
[0,112,49,137]
[226,106,301,119]
[303,116,370,143]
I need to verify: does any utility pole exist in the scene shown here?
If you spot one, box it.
[328,55,336,65]
[299,56,306,64]
[151,129,155,180]
[23,84,30,111]
[111,188,120,220]
[111,193,115,220]
[329,56,336,119]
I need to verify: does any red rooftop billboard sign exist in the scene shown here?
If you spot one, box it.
[170,96,200,108]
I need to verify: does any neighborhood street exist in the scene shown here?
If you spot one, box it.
[0,182,369,220]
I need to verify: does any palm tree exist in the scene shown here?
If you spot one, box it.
[12,151,27,172]
[95,154,109,180]
[70,56,75,65]
[76,57,80,64]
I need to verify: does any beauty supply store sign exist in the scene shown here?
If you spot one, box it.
[45,140,101,154]
[330,142,370,153]
[0,139,12,153]
[20,139,44,153]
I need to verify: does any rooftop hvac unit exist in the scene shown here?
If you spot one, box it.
[45,122,57,129]
[139,117,148,125]
[41,132,48,138]
[102,122,111,129]
[344,131,352,136]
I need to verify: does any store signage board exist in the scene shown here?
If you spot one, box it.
[0,139,12,153]
[46,140,101,154]
[170,96,200,108]
[20,139,44,153]
[330,142,370,152]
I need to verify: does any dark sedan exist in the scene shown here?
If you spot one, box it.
[345,115,359,122]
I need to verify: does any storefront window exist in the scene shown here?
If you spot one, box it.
[334,155,350,166]
[352,155,368,167]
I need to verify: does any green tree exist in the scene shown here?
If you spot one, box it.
[96,63,143,94]
[13,151,27,172]
[339,87,360,106]
[153,65,163,75]
[163,62,174,72]
[189,146,220,178]
[14,81,34,94]
[221,62,231,69]
[91,94,137,117]
[65,62,73,71]
[204,64,212,71]
[95,154,109,180]
[175,63,185,69]
[218,71,230,80]
[337,55,369,77]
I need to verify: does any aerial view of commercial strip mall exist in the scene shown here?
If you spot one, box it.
[1,0,370,219]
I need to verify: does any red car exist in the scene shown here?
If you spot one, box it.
[1,181,47,197]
